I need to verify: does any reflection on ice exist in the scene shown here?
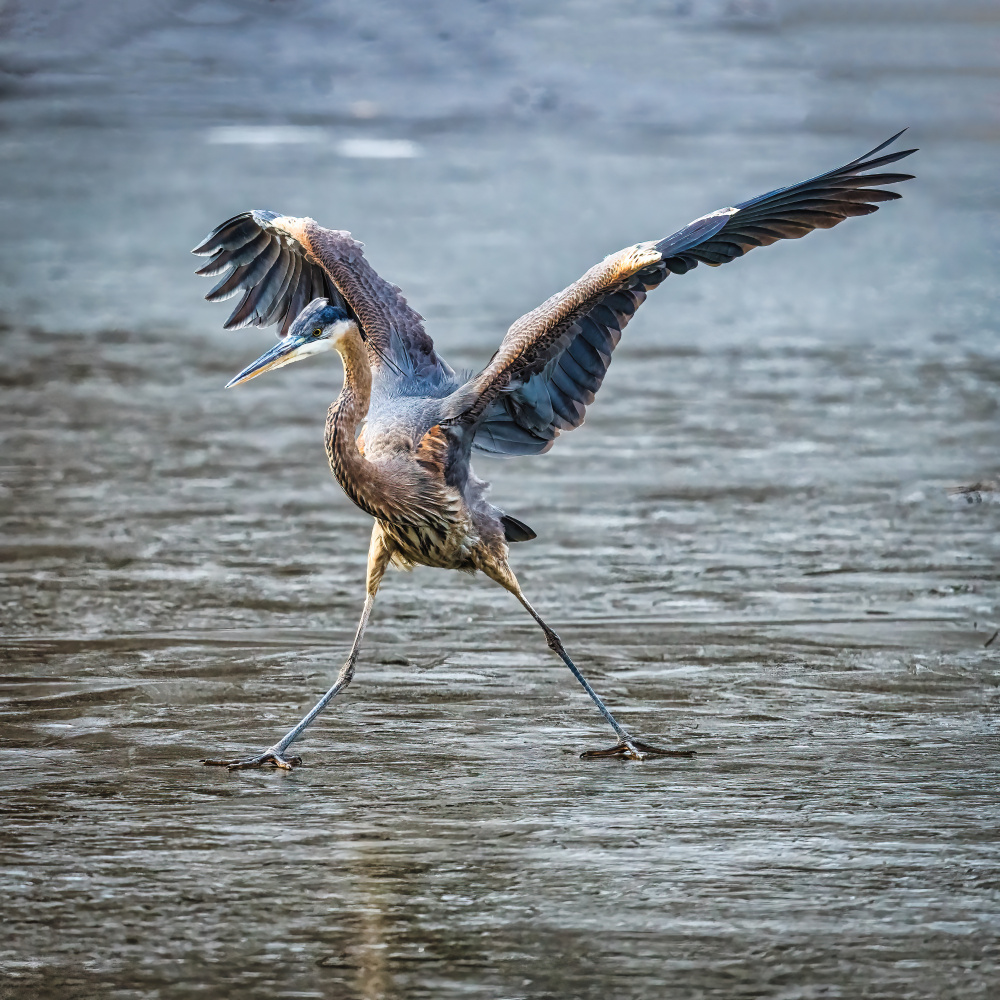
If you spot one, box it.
[337,138,421,159]
[203,127,422,159]
[205,125,327,145]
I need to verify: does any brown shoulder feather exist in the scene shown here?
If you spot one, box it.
[414,424,450,476]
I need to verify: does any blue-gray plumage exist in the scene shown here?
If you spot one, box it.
[194,132,916,769]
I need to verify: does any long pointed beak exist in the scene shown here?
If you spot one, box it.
[226,336,310,388]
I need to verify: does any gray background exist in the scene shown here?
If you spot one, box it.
[1,2,998,998]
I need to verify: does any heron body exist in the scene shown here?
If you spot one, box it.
[321,323,490,576]
[194,133,916,770]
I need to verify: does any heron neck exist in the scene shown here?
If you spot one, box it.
[324,332,383,517]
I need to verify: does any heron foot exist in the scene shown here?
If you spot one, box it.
[580,737,695,761]
[201,747,303,771]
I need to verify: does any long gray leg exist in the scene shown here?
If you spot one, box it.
[203,524,393,771]
[266,590,374,758]
[512,590,695,761]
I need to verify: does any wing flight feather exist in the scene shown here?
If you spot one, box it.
[193,210,343,336]
[456,132,916,456]
[193,211,455,383]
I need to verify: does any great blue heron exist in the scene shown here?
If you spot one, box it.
[194,131,915,769]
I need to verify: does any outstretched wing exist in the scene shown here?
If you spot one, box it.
[193,211,454,384]
[192,210,343,337]
[454,131,916,457]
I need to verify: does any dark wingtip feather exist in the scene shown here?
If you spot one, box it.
[205,272,244,303]
[501,513,537,542]
[844,129,909,167]
[191,210,280,256]
[221,291,255,329]
[191,212,252,255]
[192,230,228,256]
[850,149,918,173]
[194,252,226,277]
[844,172,915,189]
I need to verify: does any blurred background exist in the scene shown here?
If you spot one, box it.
[1,0,998,344]
[1,2,998,998]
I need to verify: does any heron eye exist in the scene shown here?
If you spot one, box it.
[312,328,322,338]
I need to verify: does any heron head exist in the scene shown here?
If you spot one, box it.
[226,299,360,387]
